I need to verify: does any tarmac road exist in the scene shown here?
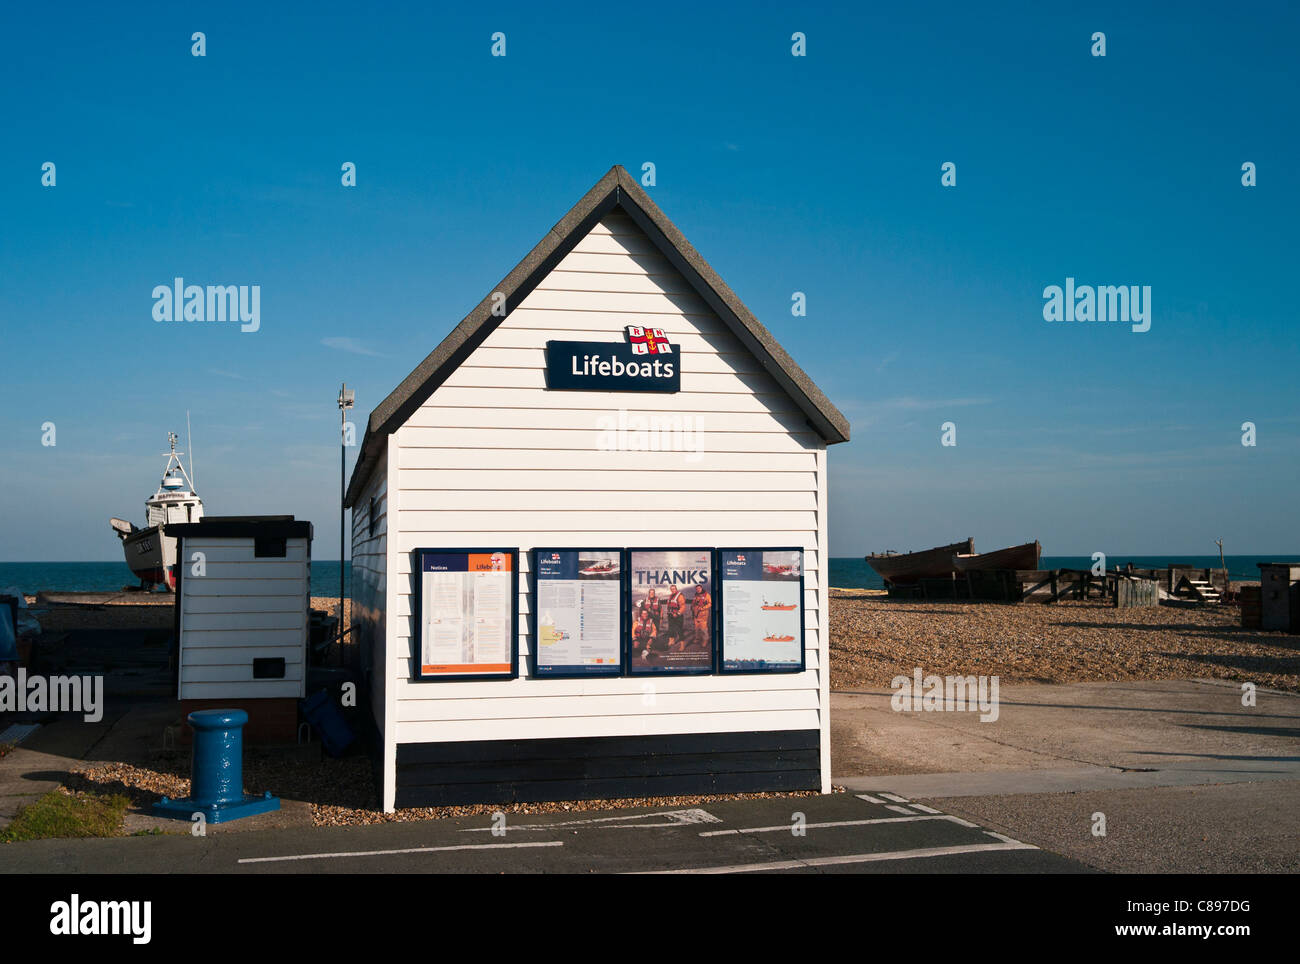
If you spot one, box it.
[0,792,1090,874]
[922,779,1300,874]
[835,678,1300,873]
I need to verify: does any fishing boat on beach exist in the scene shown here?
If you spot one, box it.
[865,538,974,586]
[109,432,204,591]
[953,541,1041,573]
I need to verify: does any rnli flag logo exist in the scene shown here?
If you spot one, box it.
[626,326,672,355]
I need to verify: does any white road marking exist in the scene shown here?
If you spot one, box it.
[460,807,720,832]
[984,830,1028,844]
[862,792,942,816]
[699,814,979,837]
[638,840,1040,874]
[238,840,562,864]
[885,804,915,815]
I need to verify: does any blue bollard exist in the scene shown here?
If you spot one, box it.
[153,709,280,823]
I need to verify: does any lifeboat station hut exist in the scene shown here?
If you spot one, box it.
[344,165,850,811]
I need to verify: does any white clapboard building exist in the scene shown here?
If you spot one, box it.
[171,516,313,743]
[345,166,849,810]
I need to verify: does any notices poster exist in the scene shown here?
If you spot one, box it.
[533,549,623,677]
[719,549,804,672]
[628,549,714,675]
[415,549,517,680]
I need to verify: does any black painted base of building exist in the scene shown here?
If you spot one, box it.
[393,729,821,807]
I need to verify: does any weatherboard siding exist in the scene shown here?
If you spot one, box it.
[177,536,309,700]
[385,212,826,795]
[350,450,389,732]
[393,730,821,808]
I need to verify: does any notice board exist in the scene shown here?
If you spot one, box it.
[413,548,518,680]
[718,548,805,673]
[531,549,624,677]
[626,549,715,675]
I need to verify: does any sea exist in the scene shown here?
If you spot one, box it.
[0,560,353,598]
[0,555,1278,597]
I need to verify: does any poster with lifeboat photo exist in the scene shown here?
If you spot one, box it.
[718,549,805,673]
[532,549,622,678]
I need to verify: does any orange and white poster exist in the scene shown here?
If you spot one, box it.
[718,549,804,672]
[416,550,516,679]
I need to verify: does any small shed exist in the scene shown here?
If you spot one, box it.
[345,166,850,811]
[1257,563,1300,632]
[171,516,314,742]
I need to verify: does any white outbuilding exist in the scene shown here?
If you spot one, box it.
[171,515,313,743]
[345,166,849,810]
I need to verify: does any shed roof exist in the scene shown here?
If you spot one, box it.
[344,165,849,507]
[170,516,314,540]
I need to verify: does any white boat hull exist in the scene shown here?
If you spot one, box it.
[119,525,178,590]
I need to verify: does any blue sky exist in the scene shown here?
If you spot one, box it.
[1,1,1296,561]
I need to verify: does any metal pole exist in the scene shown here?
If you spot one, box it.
[337,383,354,667]
[340,402,345,664]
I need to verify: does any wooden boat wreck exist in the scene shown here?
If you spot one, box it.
[865,538,974,586]
[953,541,1041,573]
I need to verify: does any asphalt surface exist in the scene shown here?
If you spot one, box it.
[0,792,1091,874]
[923,779,1300,874]
[834,678,1300,873]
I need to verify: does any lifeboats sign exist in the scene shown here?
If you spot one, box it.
[545,326,680,392]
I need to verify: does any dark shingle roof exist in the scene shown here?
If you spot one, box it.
[344,165,849,506]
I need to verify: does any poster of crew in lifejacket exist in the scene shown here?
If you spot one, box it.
[628,549,713,673]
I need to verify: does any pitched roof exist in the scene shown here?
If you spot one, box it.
[344,164,849,507]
